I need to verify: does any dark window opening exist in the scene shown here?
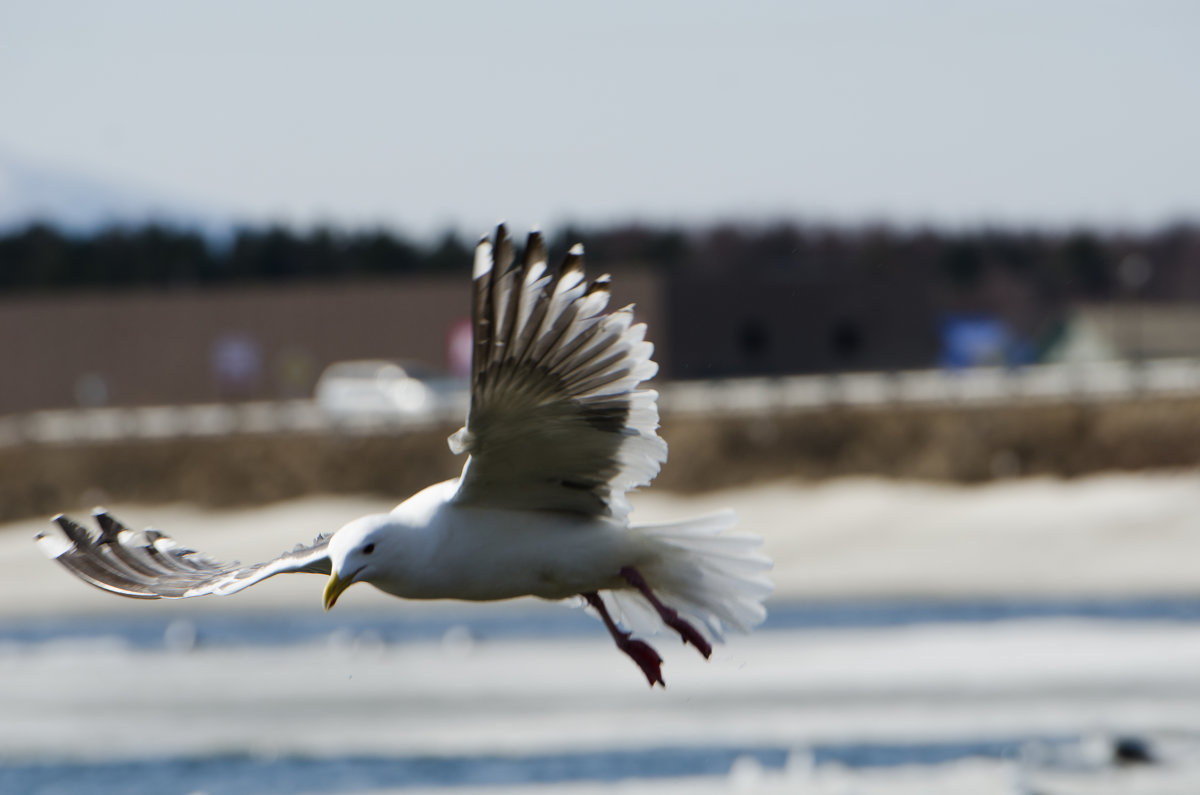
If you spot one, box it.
[738,320,770,358]
[830,319,863,361]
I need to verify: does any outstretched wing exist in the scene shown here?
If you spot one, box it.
[449,225,667,519]
[35,510,331,599]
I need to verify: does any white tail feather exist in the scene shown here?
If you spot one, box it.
[605,511,773,643]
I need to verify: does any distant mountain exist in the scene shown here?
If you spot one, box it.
[0,151,232,238]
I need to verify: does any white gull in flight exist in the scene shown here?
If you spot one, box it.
[37,225,773,686]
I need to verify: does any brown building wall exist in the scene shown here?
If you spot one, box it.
[0,269,663,413]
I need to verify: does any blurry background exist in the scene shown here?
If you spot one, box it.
[3,2,1200,794]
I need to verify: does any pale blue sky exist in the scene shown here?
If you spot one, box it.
[2,1,1197,235]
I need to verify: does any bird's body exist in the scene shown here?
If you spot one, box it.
[38,225,773,686]
[330,480,642,602]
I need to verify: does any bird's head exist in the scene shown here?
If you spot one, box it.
[323,513,393,610]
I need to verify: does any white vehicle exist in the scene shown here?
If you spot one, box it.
[313,360,466,420]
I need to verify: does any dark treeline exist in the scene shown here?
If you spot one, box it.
[2,220,1199,303]
[0,223,474,290]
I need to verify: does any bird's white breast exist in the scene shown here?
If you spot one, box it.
[372,483,649,602]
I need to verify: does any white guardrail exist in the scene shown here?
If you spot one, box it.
[3,359,1200,448]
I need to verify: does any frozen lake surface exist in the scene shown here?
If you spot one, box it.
[5,609,1200,793]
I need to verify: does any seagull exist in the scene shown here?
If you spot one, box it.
[36,225,773,687]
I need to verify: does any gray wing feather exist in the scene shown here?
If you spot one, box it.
[450,225,667,519]
[36,510,330,599]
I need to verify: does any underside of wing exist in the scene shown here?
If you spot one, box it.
[35,510,331,599]
[449,225,667,518]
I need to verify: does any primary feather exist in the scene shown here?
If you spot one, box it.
[36,511,330,599]
[450,226,667,519]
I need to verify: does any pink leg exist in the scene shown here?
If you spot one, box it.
[620,566,713,659]
[583,591,665,688]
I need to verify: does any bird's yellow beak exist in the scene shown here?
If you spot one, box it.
[323,571,352,611]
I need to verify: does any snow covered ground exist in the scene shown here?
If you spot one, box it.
[4,472,1200,793]
[5,619,1200,793]
[6,620,1200,758]
[4,471,1200,615]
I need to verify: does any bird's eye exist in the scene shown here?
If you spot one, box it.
[362,543,375,555]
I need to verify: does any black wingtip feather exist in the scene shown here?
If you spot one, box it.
[560,245,585,282]
[92,510,126,543]
[523,230,547,268]
[586,274,612,297]
[54,515,92,547]
[493,224,513,268]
